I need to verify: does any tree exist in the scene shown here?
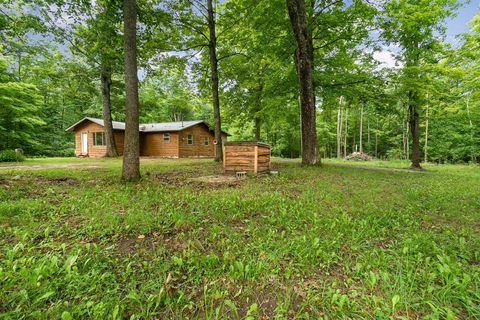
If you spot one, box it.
[286,0,319,165]
[207,0,223,161]
[166,0,225,162]
[0,53,44,152]
[40,0,123,157]
[122,0,140,181]
[336,96,344,158]
[381,0,459,168]
[90,2,124,157]
[219,0,294,144]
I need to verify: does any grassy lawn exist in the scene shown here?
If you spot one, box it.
[1,158,479,319]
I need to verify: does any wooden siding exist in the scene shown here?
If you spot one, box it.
[140,132,179,157]
[113,130,125,155]
[73,120,225,158]
[256,145,271,173]
[223,142,271,173]
[178,124,216,158]
[74,121,125,157]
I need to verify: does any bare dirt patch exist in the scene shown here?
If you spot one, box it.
[33,176,79,186]
[153,171,243,189]
[117,232,187,255]
[3,175,79,186]
[189,175,239,184]
[154,171,191,185]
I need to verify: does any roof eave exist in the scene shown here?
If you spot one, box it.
[65,117,89,132]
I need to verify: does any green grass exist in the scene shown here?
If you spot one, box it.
[1,158,479,319]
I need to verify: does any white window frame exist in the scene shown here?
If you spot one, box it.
[187,134,193,145]
[204,137,209,145]
[163,133,170,142]
[93,132,105,146]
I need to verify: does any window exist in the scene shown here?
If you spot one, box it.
[204,137,209,145]
[163,133,170,142]
[93,132,105,146]
[187,134,193,145]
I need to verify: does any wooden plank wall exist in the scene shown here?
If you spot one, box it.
[74,122,125,157]
[223,143,271,173]
[73,121,223,158]
[140,132,179,157]
[178,124,216,158]
[114,131,125,155]
[257,145,271,173]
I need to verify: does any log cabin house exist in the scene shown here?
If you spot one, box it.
[66,117,229,158]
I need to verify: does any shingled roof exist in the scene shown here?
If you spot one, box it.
[66,117,229,135]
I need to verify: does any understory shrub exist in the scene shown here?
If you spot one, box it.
[0,149,25,162]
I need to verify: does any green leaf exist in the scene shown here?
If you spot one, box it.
[61,311,73,320]
[391,294,400,310]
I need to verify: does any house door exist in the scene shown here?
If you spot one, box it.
[81,132,88,154]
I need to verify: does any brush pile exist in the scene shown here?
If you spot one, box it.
[345,152,373,161]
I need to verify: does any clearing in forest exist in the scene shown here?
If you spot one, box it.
[0,158,479,319]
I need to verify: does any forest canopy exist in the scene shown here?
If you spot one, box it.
[0,0,478,164]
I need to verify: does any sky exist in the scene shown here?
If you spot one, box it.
[445,1,479,44]
[373,1,479,68]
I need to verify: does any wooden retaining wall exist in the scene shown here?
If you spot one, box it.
[223,142,271,174]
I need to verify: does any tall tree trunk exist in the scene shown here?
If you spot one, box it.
[367,115,370,150]
[359,103,364,154]
[353,115,356,150]
[122,0,140,181]
[466,94,473,127]
[17,53,22,79]
[405,116,410,160]
[207,0,223,162]
[286,0,319,165]
[254,81,264,142]
[466,95,476,162]
[402,118,406,158]
[344,108,348,158]
[254,118,261,142]
[101,66,119,157]
[336,96,343,158]
[424,103,429,163]
[408,90,421,168]
[407,41,421,169]
[336,107,342,158]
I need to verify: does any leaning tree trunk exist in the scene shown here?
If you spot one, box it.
[286,0,319,165]
[207,0,223,162]
[408,90,421,169]
[122,0,140,181]
[101,66,119,157]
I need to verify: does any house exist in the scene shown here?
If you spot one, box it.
[66,117,229,158]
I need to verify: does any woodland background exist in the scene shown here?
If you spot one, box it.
[1,0,479,163]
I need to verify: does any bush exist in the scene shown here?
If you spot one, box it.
[0,149,25,162]
[386,149,403,160]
